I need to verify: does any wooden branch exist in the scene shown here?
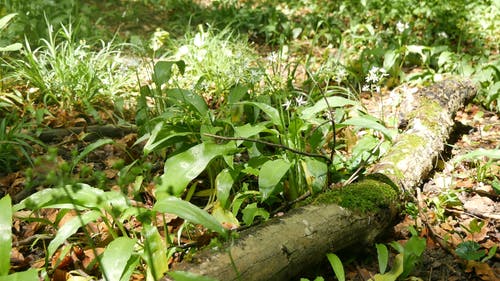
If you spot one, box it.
[36,124,137,142]
[161,78,477,281]
[203,133,332,163]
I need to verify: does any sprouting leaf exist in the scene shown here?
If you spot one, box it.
[142,224,169,281]
[341,116,395,140]
[0,269,38,281]
[258,158,291,201]
[0,195,12,276]
[241,203,269,226]
[375,244,389,274]
[101,237,137,281]
[215,169,234,208]
[456,241,485,261]
[300,96,358,121]
[168,271,218,281]
[157,141,237,198]
[153,196,227,236]
[326,253,345,281]
[371,253,404,281]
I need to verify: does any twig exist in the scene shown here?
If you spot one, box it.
[203,133,332,164]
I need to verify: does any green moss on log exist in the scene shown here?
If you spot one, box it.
[313,177,399,214]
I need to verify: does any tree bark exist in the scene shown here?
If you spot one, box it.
[163,78,477,281]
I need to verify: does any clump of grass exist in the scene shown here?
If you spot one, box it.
[165,24,262,106]
[12,23,134,111]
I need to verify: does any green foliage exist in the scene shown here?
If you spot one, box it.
[388,226,426,279]
[0,195,12,276]
[455,241,487,261]
[0,13,22,52]
[326,253,345,281]
[0,115,40,173]
[12,23,133,111]
[153,196,228,237]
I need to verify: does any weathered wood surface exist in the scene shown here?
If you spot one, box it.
[36,124,137,142]
[161,78,477,281]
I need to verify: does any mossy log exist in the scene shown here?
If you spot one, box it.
[163,78,477,281]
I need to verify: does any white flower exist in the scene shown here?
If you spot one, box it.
[437,32,448,38]
[267,52,278,63]
[176,45,189,57]
[295,95,307,106]
[396,21,409,33]
[365,66,389,84]
[193,32,205,47]
[282,99,292,110]
[362,84,370,92]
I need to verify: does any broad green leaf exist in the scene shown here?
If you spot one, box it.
[72,138,114,171]
[239,102,281,128]
[0,43,22,52]
[0,269,38,281]
[259,159,291,200]
[234,123,268,139]
[341,116,395,140]
[375,243,389,274]
[241,203,269,226]
[166,88,208,117]
[153,60,185,86]
[383,49,399,71]
[142,122,192,155]
[372,253,404,281]
[0,195,12,276]
[101,237,137,281]
[168,271,218,281]
[211,203,239,230]
[300,158,328,194]
[14,183,129,212]
[157,142,237,198]
[326,253,345,281]
[142,224,169,281]
[215,169,234,208]
[48,210,102,258]
[300,96,358,120]
[0,14,17,30]
[154,196,227,236]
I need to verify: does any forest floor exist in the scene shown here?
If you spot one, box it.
[2,1,499,280]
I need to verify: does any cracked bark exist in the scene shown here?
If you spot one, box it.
[162,78,477,281]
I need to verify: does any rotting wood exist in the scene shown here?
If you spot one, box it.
[163,78,477,281]
[36,124,137,142]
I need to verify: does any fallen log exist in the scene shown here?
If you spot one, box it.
[164,78,477,281]
[36,124,137,142]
